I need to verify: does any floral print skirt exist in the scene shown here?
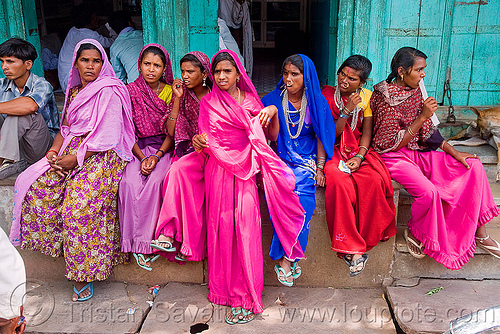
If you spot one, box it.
[20,136,128,282]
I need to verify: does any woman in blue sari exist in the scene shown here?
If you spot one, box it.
[262,54,336,286]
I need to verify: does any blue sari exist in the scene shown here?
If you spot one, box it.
[261,54,336,260]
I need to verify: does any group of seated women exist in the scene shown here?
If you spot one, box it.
[8,39,500,325]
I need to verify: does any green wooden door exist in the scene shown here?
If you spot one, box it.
[0,0,43,77]
[142,0,219,76]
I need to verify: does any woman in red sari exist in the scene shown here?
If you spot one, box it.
[321,55,396,276]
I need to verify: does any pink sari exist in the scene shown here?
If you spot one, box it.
[156,50,305,313]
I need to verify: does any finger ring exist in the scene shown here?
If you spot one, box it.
[54,161,57,165]
[176,85,180,88]
[474,154,477,157]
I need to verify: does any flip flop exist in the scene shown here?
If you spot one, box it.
[134,253,153,271]
[290,261,301,279]
[150,239,177,252]
[73,282,93,302]
[349,254,369,277]
[476,235,500,259]
[343,254,353,268]
[174,253,187,262]
[274,264,293,287]
[404,229,426,259]
[225,307,255,325]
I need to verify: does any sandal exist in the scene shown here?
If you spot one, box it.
[274,264,293,287]
[73,282,93,302]
[150,239,176,252]
[349,254,369,277]
[225,307,255,325]
[133,254,161,271]
[343,254,353,268]
[290,261,301,279]
[404,229,425,259]
[175,252,187,262]
[476,235,500,259]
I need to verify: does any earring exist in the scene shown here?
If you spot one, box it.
[237,77,240,83]
[202,78,206,87]
[400,75,404,81]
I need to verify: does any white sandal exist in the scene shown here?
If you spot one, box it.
[475,235,500,259]
[404,229,426,259]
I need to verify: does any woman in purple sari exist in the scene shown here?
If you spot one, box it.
[10,39,135,301]
[117,44,176,271]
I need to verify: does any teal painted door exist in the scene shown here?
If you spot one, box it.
[337,0,500,106]
[0,0,43,77]
[142,0,218,76]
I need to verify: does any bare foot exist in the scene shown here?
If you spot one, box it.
[226,307,255,324]
[72,282,92,301]
[278,258,293,285]
[157,235,175,249]
[349,254,363,274]
[406,230,424,257]
[476,234,500,258]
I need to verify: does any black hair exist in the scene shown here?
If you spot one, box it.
[211,51,239,74]
[71,3,94,29]
[75,43,102,63]
[386,47,427,83]
[109,10,132,34]
[0,38,37,62]
[282,54,304,74]
[180,53,212,88]
[141,46,167,68]
[337,55,372,83]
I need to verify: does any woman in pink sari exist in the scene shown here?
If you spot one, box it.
[153,50,305,325]
[117,44,176,271]
[10,39,135,301]
[371,46,500,269]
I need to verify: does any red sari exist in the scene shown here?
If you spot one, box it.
[322,85,396,255]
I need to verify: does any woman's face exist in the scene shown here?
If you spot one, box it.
[401,57,427,89]
[181,61,205,89]
[283,63,304,96]
[337,66,363,95]
[140,52,166,85]
[75,49,102,86]
[213,60,239,91]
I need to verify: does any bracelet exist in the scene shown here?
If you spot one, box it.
[140,156,148,163]
[167,115,177,121]
[407,127,417,137]
[151,154,160,161]
[354,153,365,162]
[339,107,351,119]
[45,149,58,159]
[157,149,165,155]
[359,145,369,151]
[440,141,446,150]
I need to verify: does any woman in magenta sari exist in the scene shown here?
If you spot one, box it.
[153,50,305,324]
[117,44,176,271]
[371,46,500,269]
[10,39,135,301]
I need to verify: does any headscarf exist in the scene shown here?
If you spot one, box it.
[10,39,135,245]
[0,228,25,320]
[371,80,436,153]
[61,38,135,165]
[164,51,212,154]
[263,54,336,164]
[127,44,174,138]
[199,49,305,261]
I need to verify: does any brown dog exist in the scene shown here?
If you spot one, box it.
[448,107,500,181]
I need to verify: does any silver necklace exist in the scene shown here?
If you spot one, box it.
[334,87,363,131]
[283,90,307,140]
[156,81,161,95]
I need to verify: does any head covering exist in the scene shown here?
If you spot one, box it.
[127,43,173,138]
[169,51,212,155]
[0,228,25,320]
[263,54,336,163]
[199,49,305,261]
[62,38,135,165]
[371,80,436,153]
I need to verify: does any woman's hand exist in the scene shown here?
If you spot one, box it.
[140,156,158,175]
[172,79,184,99]
[346,156,362,172]
[257,105,278,128]
[344,92,362,113]
[48,155,77,176]
[420,96,438,121]
[316,169,326,187]
[451,150,478,169]
[193,133,209,153]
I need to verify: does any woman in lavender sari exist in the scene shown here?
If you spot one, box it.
[117,44,176,271]
[10,39,135,301]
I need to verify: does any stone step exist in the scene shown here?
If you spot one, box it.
[385,278,500,334]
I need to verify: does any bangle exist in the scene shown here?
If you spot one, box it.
[339,108,350,119]
[167,115,177,121]
[157,149,165,155]
[407,127,417,137]
[140,156,148,163]
[354,153,365,162]
[151,154,160,161]
[440,141,446,150]
[359,145,369,151]
[45,149,58,159]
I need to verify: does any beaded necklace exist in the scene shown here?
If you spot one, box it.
[282,89,307,140]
